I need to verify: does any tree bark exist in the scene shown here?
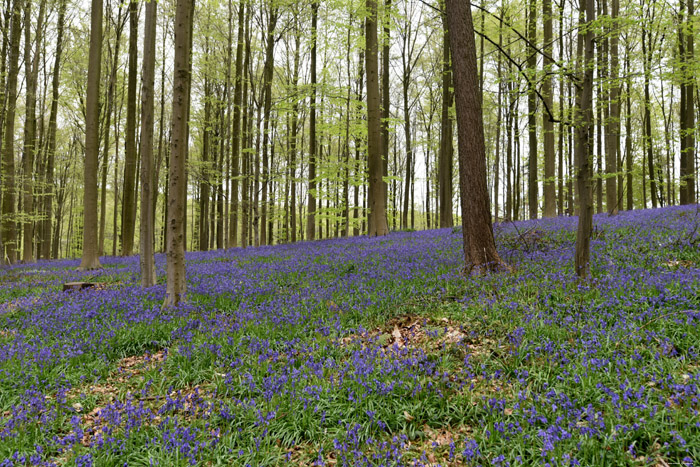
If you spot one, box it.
[575,0,595,279]
[445,0,507,273]
[542,0,555,217]
[79,0,103,270]
[1,0,22,264]
[306,0,318,240]
[121,0,138,256]
[40,0,66,260]
[366,0,389,236]
[527,0,538,219]
[21,0,45,263]
[164,0,194,307]
[438,12,453,228]
[228,1,245,247]
[139,0,157,287]
[606,0,620,214]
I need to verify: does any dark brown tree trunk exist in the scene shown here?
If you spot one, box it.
[121,0,138,256]
[366,0,388,236]
[680,0,696,204]
[445,0,507,273]
[542,0,555,217]
[527,0,538,219]
[306,0,318,240]
[164,0,194,307]
[79,0,103,270]
[575,0,595,279]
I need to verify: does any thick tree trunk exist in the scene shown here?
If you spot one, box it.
[79,0,103,270]
[445,0,507,273]
[366,0,389,236]
[680,0,696,204]
[164,0,194,307]
[121,0,139,256]
[1,0,22,264]
[575,0,595,279]
[139,0,157,287]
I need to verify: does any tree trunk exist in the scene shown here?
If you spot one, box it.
[121,0,138,256]
[164,0,194,307]
[527,0,538,219]
[606,0,620,214]
[1,0,22,264]
[260,6,278,246]
[542,0,555,217]
[438,13,453,228]
[79,0,103,270]
[99,8,125,256]
[366,0,389,236]
[21,0,45,263]
[228,1,245,247]
[289,24,300,242]
[680,0,696,204]
[306,0,318,240]
[445,0,507,273]
[139,0,157,287]
[575,0,595,279]
[381,0,391,209]
[40,0,66,260]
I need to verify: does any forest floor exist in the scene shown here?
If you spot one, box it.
[0,205,699,466]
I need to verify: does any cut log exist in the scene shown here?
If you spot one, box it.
[63,282,97,292]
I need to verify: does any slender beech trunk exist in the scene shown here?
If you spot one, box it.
[100,9,125,255]
[21,0,45,263]
[260,5,278,246]
[40,0,66,259]
[606,0,620,214]
[438,11,453,228]
[527,0,538,219]
[306,0,318,240]
[121,0,138,256]
[542,0,555,217]
[139,0,157,287]
[228,0,245,248]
